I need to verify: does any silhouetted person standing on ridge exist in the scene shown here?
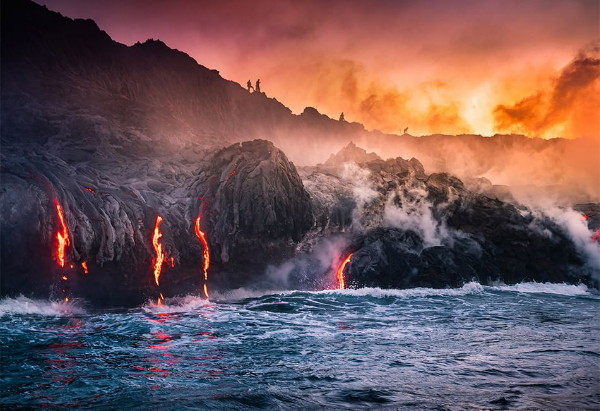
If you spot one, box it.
[339,112,345,122]
[255,79,261,93]
[247,80,254,92]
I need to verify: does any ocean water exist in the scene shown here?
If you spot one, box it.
[1,282,599,409]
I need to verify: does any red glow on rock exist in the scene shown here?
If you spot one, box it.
[152,216,166,286]
[85,188,96,194]
[592,230,600,242]
[81,261,89,274]
[194,216,211,298]
[54,201,71,268]
[336,253,353,289]
[170,257,175,268]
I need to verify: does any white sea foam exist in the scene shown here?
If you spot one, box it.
[213,288,295,301]
[142,294,213,314]
[487,282,590,296]
[313,281,485,298]
[0,295,86,316]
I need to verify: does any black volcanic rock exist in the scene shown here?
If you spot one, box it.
[0,139,313,304]
[190,140,312,273]
[323,141,382,166]
[575,203,600,231]
[304,147,596,289]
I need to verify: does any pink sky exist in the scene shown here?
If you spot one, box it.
[39,0,599,138]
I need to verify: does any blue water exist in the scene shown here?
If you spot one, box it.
[1,282,599,409]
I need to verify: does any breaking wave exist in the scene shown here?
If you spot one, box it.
[0,295,87,316]
[488,282,591,296]
[142,294,213,314]
[315,281,485,298]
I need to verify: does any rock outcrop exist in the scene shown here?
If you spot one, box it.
[189,140,312,282]
[299,148,597,289]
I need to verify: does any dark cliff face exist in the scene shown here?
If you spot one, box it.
[0,139,313,305]
[0,0,367,165]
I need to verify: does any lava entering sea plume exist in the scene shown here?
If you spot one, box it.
[336,253,353,289]
[152,216,166,286]
[54,200,71,268]
[194,216,211,298]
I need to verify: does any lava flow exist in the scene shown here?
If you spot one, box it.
[194,216,211,298]
[152,216,166,286]
[54,200,71,268]
[81,261,89,274]
[593,230,600,242]
[336,253,353,289]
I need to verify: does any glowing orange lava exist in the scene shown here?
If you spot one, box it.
[85,188,96,194]
[82,261,89,274]
[195,216,211,298]
[336,253,353,289]
[54,201,71,268]
[157,293,165,306]
[152,216,166,286]
[592,230,600,242]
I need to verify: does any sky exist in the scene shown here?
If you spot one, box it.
[39,0,599,139]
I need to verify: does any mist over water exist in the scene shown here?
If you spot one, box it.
[2,283,598,409]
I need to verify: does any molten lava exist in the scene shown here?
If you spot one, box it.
[54,201,71,268]
[194,216,211,298]
[336,253,353,289]
[593,230,600,242]
[85,188,96,194]
[81,261,89,274]
[152,216,166,286]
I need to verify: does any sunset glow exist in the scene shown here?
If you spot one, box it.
[39,0,599,139]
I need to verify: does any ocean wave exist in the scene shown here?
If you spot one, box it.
[487,282,590,296]
[0,295,87,316]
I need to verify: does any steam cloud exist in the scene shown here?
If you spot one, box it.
[494,42,600,140]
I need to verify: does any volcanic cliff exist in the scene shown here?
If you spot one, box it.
[1,0,598,306]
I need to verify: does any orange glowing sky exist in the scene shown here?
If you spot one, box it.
[39,0,599,139]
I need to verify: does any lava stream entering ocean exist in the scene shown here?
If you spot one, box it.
[152,216,166,286]
[54,200,71,268]
[194,216,211,298]
[336,253,353,289]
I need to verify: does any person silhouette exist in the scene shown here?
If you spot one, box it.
[247,80,254,92]
[339,112,345,122]
[255,79,261,93]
